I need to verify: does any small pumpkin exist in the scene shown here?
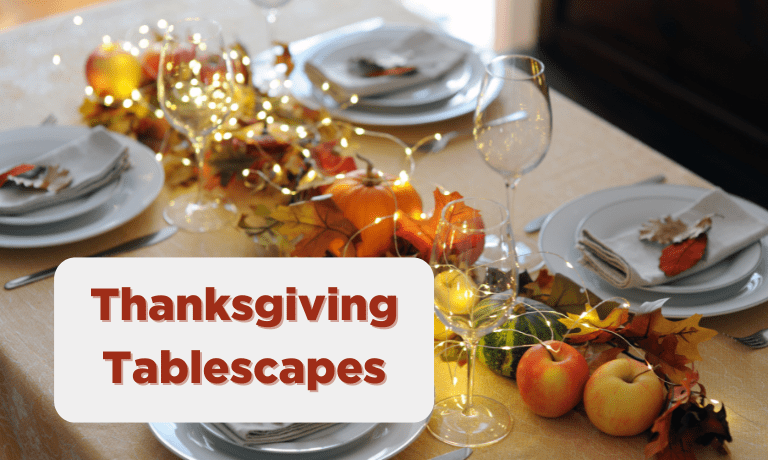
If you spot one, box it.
[326,154,422,257]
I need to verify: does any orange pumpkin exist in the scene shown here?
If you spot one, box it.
[327,155,422,257]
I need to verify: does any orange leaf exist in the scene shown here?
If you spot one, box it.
[660,234,707,277]
[270,199,359,257]
[395,189,465,260]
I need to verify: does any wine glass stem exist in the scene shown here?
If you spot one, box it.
[192,135,205,204]
[264,8,279,45]
[504,178,518,243]
[463,338,478,415]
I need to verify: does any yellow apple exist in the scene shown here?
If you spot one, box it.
[434,314,452,340]
[85,41,143,100]
[433,269,478,316]
[516,340,590,417]
[583,358,666,436]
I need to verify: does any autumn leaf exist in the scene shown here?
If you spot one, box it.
[270,199,359,257]
[640,215,714,245]
[559,306,630,343]
[647,310,718,362]
[312,141,357,176]
[660,234,708,277]
[394,189,466,260]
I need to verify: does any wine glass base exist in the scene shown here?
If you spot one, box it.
[427,395,513,448]
[164,192,238,233]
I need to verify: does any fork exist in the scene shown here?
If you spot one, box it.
[40,114,58,126]
[726,328,768,349]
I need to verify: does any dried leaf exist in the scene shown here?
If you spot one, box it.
[559,306,630,343]
[394,189,466,260]
[660,234,708,277]
[639,215,714,245]
[647,310,718,362]
[270,199,359,257]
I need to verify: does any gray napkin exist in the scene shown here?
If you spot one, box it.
[0,126,129,215]
[211,422,338,447]
[577,188,768,289]
[304,29,466,102]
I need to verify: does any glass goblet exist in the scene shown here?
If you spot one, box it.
[157,17,238,232]
[474,54,552,270]
[429,197,517,447]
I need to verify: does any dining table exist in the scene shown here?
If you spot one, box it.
[1,0,766,459]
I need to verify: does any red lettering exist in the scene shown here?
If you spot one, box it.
[149,295,174,321]
[203,358,229,384]
[299,295,325,321]
[191,349,202,384]
[307,358,335,391]
[160,350,188,384]
[205,287,231,321]
[370,295,397,328]
[177,295,202,321]
[255,295,283,328]
[121,286,147,321]
[134,358,157,384]
[280,358,304,385]
[92,288,119,321]
[338,358,362,384]
[254,358,278,384]
[364,358,386,384]
[103,351,131,383]
[231,358,253,384]
[232,295,254,321]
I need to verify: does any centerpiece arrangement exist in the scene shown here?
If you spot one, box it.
[76,27,732,460]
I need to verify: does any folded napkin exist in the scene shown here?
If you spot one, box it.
[304,29,467,102]
[577,188,768,289]
[211,422,338,447]
[0,126,129,215]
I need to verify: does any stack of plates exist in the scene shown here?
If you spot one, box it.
[539,184,768,318]
[289,24,500,126]
[149,420,427,460]
[0,126,164,248]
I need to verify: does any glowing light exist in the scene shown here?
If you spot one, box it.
[283,80,293,89]
[242,169,250,177]
[122,99,133,108]
[210,115,218,123]
[321,82,330,91]
[155,153,163,161]
[420,213,427,219]
[374,217,382,224]
[131,89,141,101]
[191,33,202,44]
[354,127,365,135]
[213,132,223,141]
[340,138,348,148]
[235,73,245,84]
[228,118,237,126]
[157,19,168,29]
[306,169,316,180]
[181,95,190,103]
[154,109,164,118]
[399,171,409,182]
[85,86,93,96]
[103,95,114,106]
[350,94,359,104]
[52,55,61,65]
[302,149,311,158]
[266,116,275,124]
[257,111,267,120]
[121,42,132,52]
[175,82,183,89]
[281,187,291,195]
[139,24,149,34]
[262,101,273,111]
[138,38,149,49]
[102,35,112,44]
[321,117,332,126]
[335,174,346,179]
[180,158,192,167]
[565,261,574,269]
[73,15,83,25]
[229,50,238,59]
[405,147,413,155]
[242,56,251,66]
[280,124,289,132]
[273,164,282,174]
[281,95,290,104]
[247,130,255,138]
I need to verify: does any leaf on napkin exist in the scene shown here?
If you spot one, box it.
[639,215,714,245]
[659,234,708,277]
[270,199,359,257]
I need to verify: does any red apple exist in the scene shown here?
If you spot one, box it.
[516,340,590,418]
[85,41,143,100]
[583,358,666,436]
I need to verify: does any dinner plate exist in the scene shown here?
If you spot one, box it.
[576,195,763,294]
[303,29,473,108]
[199,423,376,453]
[0,126,164,248]
[0,176,122,226]
[290,24,502,126]
[149,420,427,460]
[539,184,768,318]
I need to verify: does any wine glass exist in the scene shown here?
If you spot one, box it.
[157,17,238,232]
[250,0,292,93]
[428,197,517,447]
[474,54,552,270]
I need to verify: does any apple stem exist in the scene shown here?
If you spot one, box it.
[633,366,656,383]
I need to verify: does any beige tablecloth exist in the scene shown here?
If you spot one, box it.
[0,0,766,459]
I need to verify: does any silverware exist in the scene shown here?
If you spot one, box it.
[4,226,178,290]
[413,110,528,156]
[523,174,667,233]
[428,447,473,460]
[726,328,768,349]
[40,114,57,126]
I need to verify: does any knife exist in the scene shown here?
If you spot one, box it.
[4,226,178,290]
[428,447,473,460]
[523,174,666,233]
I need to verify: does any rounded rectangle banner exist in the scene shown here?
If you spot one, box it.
[54,257,434,423]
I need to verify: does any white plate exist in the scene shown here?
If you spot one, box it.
[576,195,762,294]
[0,126,164,248]
[149,421,426,460]
[199,423,376,454]
[539,184,768,318]
[0,177,121,226]
[304,30,473,108]
[290,24,502,126]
